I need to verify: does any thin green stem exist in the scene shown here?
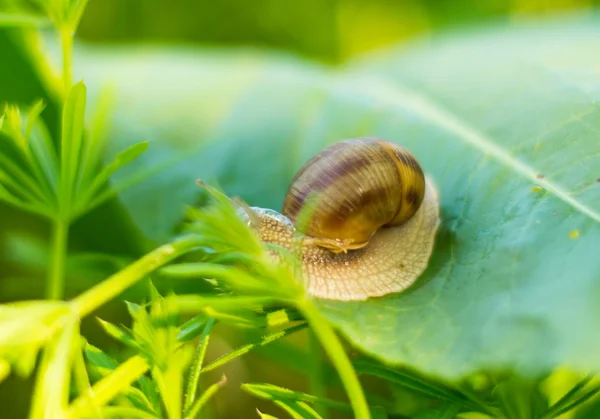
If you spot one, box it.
[184,318,216,412]
[200,323,308,375]
[60,29,73,94]
[185,375,227,419]
[298,298,370,419]
[46,22,74,301]
[309,330,329,419]
[47,219,68,299]
[70,235,202,317]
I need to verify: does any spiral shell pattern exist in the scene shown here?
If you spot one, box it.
[282,138,426,252]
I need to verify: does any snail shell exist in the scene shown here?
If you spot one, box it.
[282,138,426,253]
[246,138,440,301]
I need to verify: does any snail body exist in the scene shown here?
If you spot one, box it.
[245,137,440,301]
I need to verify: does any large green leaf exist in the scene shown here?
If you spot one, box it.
[320,15,600,379]
[79,14,600,380]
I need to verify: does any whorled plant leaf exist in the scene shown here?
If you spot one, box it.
[78,14,600,381]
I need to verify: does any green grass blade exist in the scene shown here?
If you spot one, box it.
[138,376,162,416]
[26,102,59,197]
[123,387,160,416]
[102,141,149,175]
[96,318,138,349]
[242,383,351,413]
[60,81,87,216]
[201,323,307,375]
[75,89,112,193]
[84,342,118,376]
[29,317,79,419]
[74,141,148,213]
[177,315,207,342]
[29,133,59,195]
[185,375,227,419]
[25,100,45,140]
[354,358,470,405]
[184,318,215,411]
[272,400,322,419]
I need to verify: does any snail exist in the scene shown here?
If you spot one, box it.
[243,137,440,301]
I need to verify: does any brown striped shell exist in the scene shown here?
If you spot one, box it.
[282,138,426,253]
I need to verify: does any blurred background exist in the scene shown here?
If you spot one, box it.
[1,0,599,417]
[77,0,599,62]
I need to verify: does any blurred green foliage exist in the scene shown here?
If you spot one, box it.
[63,0,600,62]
